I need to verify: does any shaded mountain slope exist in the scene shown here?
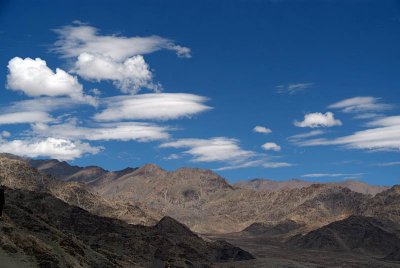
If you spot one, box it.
[1,188,254,267]
[242,219,305,236]
[287,215,400,257]
[29,159,107,183]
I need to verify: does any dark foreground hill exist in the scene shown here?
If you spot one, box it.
[287,215,400,257]
[0,187,253,267]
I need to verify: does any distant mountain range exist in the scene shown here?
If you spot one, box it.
[235,178,389,195]
[25,157,393,232]
[1,153,400,266]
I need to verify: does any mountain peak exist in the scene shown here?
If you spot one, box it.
[137,163,164,173]
[389,185,400,192]
[156,216,197,237]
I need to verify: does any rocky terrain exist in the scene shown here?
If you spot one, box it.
[21,157,378,233]
[0,156,159,226]
[235,178,388,195]
[2,154,400,267]
[287,215,400,257]
[0,187,253,267]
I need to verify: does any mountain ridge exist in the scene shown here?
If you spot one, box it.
[1,153,397,234]
[235,178,389,195]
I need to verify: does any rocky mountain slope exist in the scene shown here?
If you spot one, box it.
[363,185,400,223]
[29,158,108,183]
[1,153,400,266]
[15,155,392,234]
[66,162,371,233]
[0,187,253,267]
[0,156,158,225]
[287,215,400,259]
[235,178,388,195]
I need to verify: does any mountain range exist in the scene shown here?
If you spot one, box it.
[27,157,392,233]
[1,153,400,267]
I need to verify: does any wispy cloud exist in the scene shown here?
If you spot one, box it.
[164,153,181,160]
[373,161,400,167]
[1,131,10,138]
[32,120,170,142]
[329,96,393,119]
[276,82,313,95]
[161,137,292,170]
[94,93,211,121]
[288,130,326,142]
[4,97,89,113]
[216,159,292,171]
[53,22,191,60]
[160,137,255,163]
[0,111,52,125]
[297,115,400,152]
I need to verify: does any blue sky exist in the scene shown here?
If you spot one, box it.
[0,0,400,185]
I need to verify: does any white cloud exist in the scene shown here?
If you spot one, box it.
[0,137,101,160]
[52,23,191,94]
[297,115,400,151]
[73,53,160,94]
[32,120,170,142]
[6,57,96,105]
[53,23,191,60]
[160,137,255,163]
[261,142,281,151]
[253,126,272,134]
[294,112,342,128]
[276,83,313,94]
[0,111,52,125]
[94,93,211,121]
[329,96,392,113]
